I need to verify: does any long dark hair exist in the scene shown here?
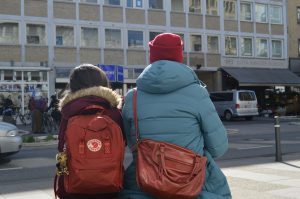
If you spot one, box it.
[69,63,109,92]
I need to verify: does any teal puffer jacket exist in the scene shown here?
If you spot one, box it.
[120,60,231,199]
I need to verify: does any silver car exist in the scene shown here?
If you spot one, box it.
[0,121,23,157]
[210,90,259,121]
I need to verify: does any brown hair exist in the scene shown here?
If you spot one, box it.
[69,63,109,92]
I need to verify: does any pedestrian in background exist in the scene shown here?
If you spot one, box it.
[121,33,231,199]
[56,63,124,199]
[46,94,61,127]
[30,85,47,134]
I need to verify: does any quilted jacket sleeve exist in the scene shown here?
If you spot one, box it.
[197,87,228,158]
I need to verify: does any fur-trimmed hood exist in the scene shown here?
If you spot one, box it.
[59,86,122,110]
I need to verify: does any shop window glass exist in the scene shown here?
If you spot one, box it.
[206,0,218,15]
[0,22,18,44]
[190,34,202,52]
[256,38,268,57]
[270,5,282,24]
[13,71,22,81]
[207,35,219,53]
[240,2,252,21]
[171,0,183,12]
[128,30,143,48]
[240,37,253,57]
[225,36,237,56]
[4,70,13,81]
[26,24,46,45]
[272,40,282,58]
[56,26,74,46]
[104,0,120,5]
[224,0,236,20]
[81,27,98,48]
[255,4,267,23]
[105,29,121,48]
[189,0,201,13]
[149,0,163,9]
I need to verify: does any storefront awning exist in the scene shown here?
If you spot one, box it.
[221,67,300,86]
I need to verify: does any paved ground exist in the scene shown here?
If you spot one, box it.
[1,118,299,198]
[1,147,299,199]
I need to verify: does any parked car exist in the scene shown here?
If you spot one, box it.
[0,121,23,157]
[210,90,259,121]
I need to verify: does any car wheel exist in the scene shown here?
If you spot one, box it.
[224,111,232,121]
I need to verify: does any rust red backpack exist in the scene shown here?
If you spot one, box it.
[55,105,125,196]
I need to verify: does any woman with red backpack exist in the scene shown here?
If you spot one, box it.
[55,64,125,199]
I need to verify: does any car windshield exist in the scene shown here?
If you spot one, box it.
[239,92,256,101]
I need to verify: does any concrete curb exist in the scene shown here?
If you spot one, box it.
[23,140,58,147]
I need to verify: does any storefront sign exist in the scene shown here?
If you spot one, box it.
[98,65,124,83]
[117,66,124,83]
[222,58,287,68]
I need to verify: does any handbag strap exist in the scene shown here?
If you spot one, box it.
[132,88,140,143]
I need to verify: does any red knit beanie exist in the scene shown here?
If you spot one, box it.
[149,33,183,64]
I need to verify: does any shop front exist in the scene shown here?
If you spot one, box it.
[0,67,50,116]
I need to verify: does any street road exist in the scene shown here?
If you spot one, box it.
[0,117,299,195]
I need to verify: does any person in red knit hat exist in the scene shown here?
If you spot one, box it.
[120,33,231,199]
[148,32,183,63]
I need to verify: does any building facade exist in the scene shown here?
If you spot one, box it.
[1,0,297,113]
[288,0,300,78]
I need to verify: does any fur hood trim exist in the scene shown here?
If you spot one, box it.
[59,86,122,110]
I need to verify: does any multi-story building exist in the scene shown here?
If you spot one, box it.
[288,0,300,78]
[1,0,300,113]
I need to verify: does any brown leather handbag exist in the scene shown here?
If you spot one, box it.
[132,89,207,199]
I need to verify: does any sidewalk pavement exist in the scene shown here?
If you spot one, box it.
[6,124,299,199]
[1,151,299,199]
[217,153,300,199]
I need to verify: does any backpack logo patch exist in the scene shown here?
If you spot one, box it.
[87,139,102,152]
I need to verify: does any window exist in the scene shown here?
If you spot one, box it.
[56,26,74,46]
[104,0,120,5]
[207,35,219,53]
[272,40,282,58]
[239,92,256,101]
[171,0,183,12]
[224,0,236,20]
[81,27,98,47]
[240,2,252,21]
[256,38,268,57]
[255,4,267,23]
[297,7,300,23]
[270,5,282,24]
[189,0,201,13]
[128,30,143,48]
[80,0,97,3]
[190,34,202,52]
[225,36,237,56]
[174,33,184,50]
[149,0,163,9]
[240,37,252,57]
[298,39,300,57]
[210,92,233,102]
[127,0,143,8]
[206,0,218,15]
[149,31,163,41]
[105,29,121,48]
[26,24,46,45]
[0,22,18,44]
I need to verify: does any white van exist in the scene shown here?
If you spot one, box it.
[209,90,259,121]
